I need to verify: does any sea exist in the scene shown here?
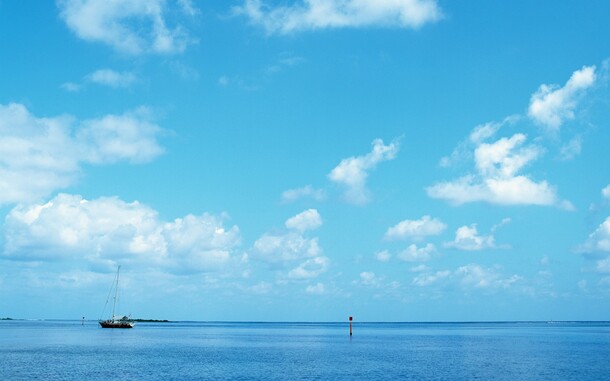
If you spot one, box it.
[1,320,609,380]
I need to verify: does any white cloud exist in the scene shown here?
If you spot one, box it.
[490,217,512,233]
[358,271,379,286]
[0,103,164,206]
[76,107,164,164]
[266,53,305,74]
[285,209,322,232]
[62,69,138,92]
[328,138,400,204]
[235,0,442,34]
[578,279,588,292]
[167,60,200,80]
[602,185,610,200]
[445,224,496,251]
[432,65,598,209]
[216,75,259,91]
[528,65,597,130]
[87,69,137,88]
[428,133,566,207]
[412,264,521,290]
[397,243,436,262]
[428,175,560,207]
[287,256,329,279]
[218,76,231,87]
[596,257,610,273]
[281,185,326,203]
[305,282,326,295]
[385,215,446,240]
[559,136,582,161]
[440,116,519,168]
[474,134,540,178]
[412,270,449,287]
[578,217,610,253]
[455,264,521,289]
[599,277,610,287]
[410,264,429,273]
[3,194,240,273]
[375,250,391,262]
[177,0,199,16]
[469,121,503,145]
[61,82,82,92]
[252,210,327,276]
[254,233,321,262]
[58,0,196,55]
[247,281,273,294]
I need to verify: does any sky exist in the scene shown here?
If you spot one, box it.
[1,0,610,322]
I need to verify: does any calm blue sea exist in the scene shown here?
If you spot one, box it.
[1,320,609,380]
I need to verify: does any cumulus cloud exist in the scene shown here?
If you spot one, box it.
[87,69,137,88]
[431,64,599,208]
[358,271,379,286]
[397,243,436,262]
[474,134,541,178]
[559,136,582,161]
[412,264,521,290]
[445,224,496,251]
[58,0,197,54]
[412,269,450,287]
[235,0,442,34]
[287,256,329,279]
[266,53,305,75]
[61,82,82,92]
[602,185,610,200]
[455,264,522,289]
[375,250,391,262]
[596,257,610,273]
[254,232,321,262]
[305,282,326,294]
[3,194,240,273]
[578,217,610,253]
[253,210,329,279]
[281,185,326,203]
[428,133,567,207]
[0,103,164,205]
[439,116,519,168]
[328,138,400,204]
[528,65,596,131]
[385,215,446,241]
[578,216,610,288]
[284,209,322,232]
[76,107,164,164]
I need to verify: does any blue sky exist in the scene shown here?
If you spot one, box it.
[1,0,610,321]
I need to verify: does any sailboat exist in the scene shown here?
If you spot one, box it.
[99,266,135,329]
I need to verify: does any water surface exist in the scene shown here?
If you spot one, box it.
[2,320,609,380]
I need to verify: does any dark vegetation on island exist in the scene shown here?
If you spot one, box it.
[1,317,14,320]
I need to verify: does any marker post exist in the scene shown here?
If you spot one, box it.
[349,316,353,336]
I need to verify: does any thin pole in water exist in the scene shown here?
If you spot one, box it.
[349,316,353,336]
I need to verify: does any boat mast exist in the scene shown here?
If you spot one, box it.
[111,265,121,320]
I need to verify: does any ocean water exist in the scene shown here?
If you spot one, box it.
[1,320,609,380]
